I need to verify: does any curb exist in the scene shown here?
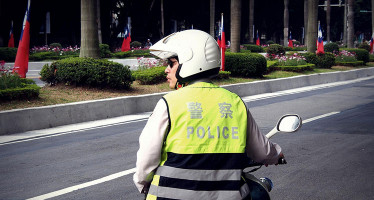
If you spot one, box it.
[1,67,374,135]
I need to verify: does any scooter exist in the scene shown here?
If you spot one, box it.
[242,114,302,200]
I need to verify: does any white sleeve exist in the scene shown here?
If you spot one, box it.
[245,107,282,165]
[133,99,169,193]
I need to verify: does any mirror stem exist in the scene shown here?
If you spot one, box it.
[265,127,278,139]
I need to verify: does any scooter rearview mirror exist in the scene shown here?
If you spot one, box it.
[277,114,302,133]
[265,114,302,139]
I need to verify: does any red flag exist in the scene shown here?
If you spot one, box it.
[220,14,226,71]
[370,34,374,54]
[121,24,131,52]
[256,30,260,46]
[217,21,221,49]
[316,23,324,54]
[13,0,31,78]
[288,31,293,48]
[8,21,15,48]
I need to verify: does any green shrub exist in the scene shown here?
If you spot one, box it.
[303,52,335,68]
[225,52,267,77]
[269,63,315,72]
[131,41,142,48]
[213,71,231,80]
[0,47,17,62]
[0,83,40,101]
[49,43,62,49]
[100,44,112,58]
[266,44,285,57]
[324,42,339,53]
[266,40,275,45]
[370,54,374,62]
[132,66,166,85]
[40,57,134,89]
[293,41,301,46]
[242,44,264,52]
[335,61,364,67]
[0,66,40,101]
[342,48,369,63]
[358,43,371,52]
[30,52,59,61]
[112,49,152,58]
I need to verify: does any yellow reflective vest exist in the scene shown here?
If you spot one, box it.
[147,82,248,200]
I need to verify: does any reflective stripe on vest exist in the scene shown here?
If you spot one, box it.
[147,82,248,200]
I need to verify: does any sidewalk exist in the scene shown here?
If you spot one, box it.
[1,67,374,135]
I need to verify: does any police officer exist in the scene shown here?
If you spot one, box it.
[133,30,283,199]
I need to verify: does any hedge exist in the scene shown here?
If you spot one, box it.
[132,66,166,85]
[335,61,364,67]
[0,81,40,101]
[242,44,264,52]
[303,52,335,68]
[213,71,231,80]
[269,63,315,72]
[225,52,267,77]
[341,48,369,64]
[0,47,17,62]
[40,57,134,89]
[266,44,285,56]
[112,49,152,58]
[324,42,339,53]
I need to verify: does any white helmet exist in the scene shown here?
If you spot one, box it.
[149,29,221,83]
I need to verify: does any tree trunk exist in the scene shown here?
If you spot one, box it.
[372,0,374,38]
[80,0,100,58]
[249,0,254,44]
[283,0,289,47]
[231,0,241,52]
[307,0,318,53]
[97,0,102,44]
[304,0,308,45]
[210,0,215,37]
[347,0,354,48]
[161,0,164,37]
[343,1,347,46]
[326,0,330,43]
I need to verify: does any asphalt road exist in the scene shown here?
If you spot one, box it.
[1,77,374,200]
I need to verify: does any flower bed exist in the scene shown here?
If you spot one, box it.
[267,53,313,72]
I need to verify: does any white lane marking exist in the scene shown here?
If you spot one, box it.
[26,168,137,200]
[303,111,340,123]
[24,111,340,199]
[242,75,374,102]
[0,112,151,145]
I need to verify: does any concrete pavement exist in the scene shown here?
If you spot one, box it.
[1,66,374,135]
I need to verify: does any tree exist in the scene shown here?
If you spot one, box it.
[161,0,164,38]
[304,0,308,45]
[347,0,354,48]
[326,0,331,43]
[307,0,318,53]
[372,0,374,37]
[210,0,215,37]
[283,0,289,47]
[231,0,241,52]
[249,0,254,44]
[80,0,100,58]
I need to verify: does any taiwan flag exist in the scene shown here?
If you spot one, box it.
[8,21,15,48]
[288,31,293,48]
[316,23,324,54]
[121,24,131,52]
[13,0,31,78]
[217,22,221,49]
[256,30,260,46]
[220,14,226,71]
[370,34,373,54]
